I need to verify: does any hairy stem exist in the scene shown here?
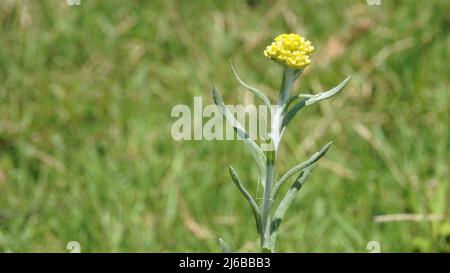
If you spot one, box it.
[260,67,298,252]
[261,157,275,251]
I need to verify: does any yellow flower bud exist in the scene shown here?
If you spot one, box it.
[263,33,314,69]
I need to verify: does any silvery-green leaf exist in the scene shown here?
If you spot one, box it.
[281,98,306,129]
[229,60,272,113]
[228,165,261,234]
[271,165,314,236]
[282,77,351,128]
[212,87,266,176]
[303,77,350,105]
[271,141,332,200]
[284,93,315,110]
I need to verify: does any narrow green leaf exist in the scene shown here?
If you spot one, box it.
[304,76,351,106]
[281,98,306,128]
[282,77,351,128]
[228,165,262,234]
[230,60,272,113]
[284,93,315,111]
[271,165,314,236]
[212,87,266,176]
[271,141,332,200]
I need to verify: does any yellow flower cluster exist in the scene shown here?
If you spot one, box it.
[264,33,314,69]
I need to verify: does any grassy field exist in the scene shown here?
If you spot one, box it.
[0,0,449,252]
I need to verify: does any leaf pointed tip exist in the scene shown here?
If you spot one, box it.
[344,76,351,83]
[323,141,333,153]
[228,165,238,177]
[229,59,239,76]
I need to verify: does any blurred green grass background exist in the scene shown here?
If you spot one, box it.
[0,0,449,252]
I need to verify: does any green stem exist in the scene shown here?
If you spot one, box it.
[261,153,275,251]
[260,67,299,252]
[278,68,302,105]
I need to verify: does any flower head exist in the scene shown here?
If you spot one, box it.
[264,33,314,69]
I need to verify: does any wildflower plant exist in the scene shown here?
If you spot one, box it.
[212,33,350,252]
